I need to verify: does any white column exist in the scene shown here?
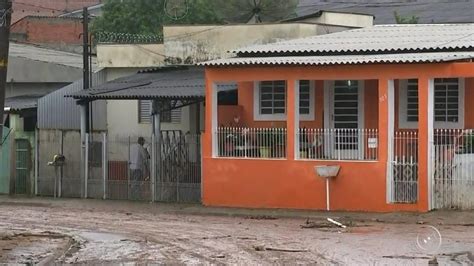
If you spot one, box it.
[386,79,395,203]
[427,79,435,210]
[211,83,218,157]
[294,80,300,159]
[102,132,107,200]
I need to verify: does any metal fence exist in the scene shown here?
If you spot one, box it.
[216,127,287,159]
[433,129,474,209]
[389,131,419,203]
[297,128,378,161]
[37,131,202,203]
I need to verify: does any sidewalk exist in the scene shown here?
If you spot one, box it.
[0,195,473,226]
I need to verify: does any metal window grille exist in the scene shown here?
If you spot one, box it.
[299,80,311,115]
[434,78,459,123]
[259,81,286,115]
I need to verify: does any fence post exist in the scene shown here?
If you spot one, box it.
[84,133,89,199]
[34,128,39,196]
[102,132,107,200]
[151,133,156,202]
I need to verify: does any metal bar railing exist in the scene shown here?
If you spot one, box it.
[297,128,378,161]
[215,127,287,159]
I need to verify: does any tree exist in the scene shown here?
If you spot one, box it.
[394,11,419,24]
[92,0,223,36]
[214,0,300,23]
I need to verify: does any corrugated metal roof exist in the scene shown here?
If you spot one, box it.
[235,24,474,55]
[200,52,474,67]
[4,95,42,111]
[37,70,107,130]
[66,67,236,100]
[10,42,98,70]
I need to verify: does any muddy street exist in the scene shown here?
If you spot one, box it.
[0,197,473,264]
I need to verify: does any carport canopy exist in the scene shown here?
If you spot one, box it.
[65,66,236,110]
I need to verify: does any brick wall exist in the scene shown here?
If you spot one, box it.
[12,0,101,23]
[11,16,83,45]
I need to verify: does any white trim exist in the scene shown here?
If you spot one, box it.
[387,79,395,203]
[211,83,218,158]
[294,80,300,160]
[427,78,435,210]
[398,78,465,129]
[253,81,316,121]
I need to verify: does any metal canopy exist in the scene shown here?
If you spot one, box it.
[66,66,236,101]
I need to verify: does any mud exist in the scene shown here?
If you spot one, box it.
[0,198,473,264]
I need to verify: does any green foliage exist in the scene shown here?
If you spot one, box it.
[394,11,419,24]
[92,0,223,36]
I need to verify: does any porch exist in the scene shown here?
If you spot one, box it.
[203,63,474,212]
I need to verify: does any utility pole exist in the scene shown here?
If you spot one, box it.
[80,6,90,198]
[0,0,12,143]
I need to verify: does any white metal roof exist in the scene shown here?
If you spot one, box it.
[235,24,474,55]
[9,42,97,70]
[200,52,474,67]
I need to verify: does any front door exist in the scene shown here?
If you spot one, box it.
[325,80,364,159]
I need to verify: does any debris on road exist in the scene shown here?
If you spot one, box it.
[253,245,309,253]
[327,218,347,228]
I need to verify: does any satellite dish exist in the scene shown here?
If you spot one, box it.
[164,0,189,20]
[215,0,300,23]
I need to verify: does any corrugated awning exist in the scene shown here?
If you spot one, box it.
[4,95,42,111]
[66,66,236,100]
[200,52,474,67]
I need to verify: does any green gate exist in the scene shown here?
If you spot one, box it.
[0,127,12,194]
[15,139,30,194]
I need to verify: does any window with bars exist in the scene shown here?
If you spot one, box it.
[399,78,464,129]
[138,100,181,124]
[254,80,314,121]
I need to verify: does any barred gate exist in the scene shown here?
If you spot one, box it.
[389,131,419,203]
[103,132,201,203]
[432,129,474,209]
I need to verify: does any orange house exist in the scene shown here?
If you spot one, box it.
[201,24,474,212]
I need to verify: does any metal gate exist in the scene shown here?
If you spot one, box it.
[104,132,201,203]
[15,139,30,194]
[389,131,419,203]
[0,127,12,194]
[433,129,474,209]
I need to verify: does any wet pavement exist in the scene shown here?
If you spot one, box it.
[0,197,473,264]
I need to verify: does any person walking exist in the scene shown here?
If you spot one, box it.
[129,137,149,200]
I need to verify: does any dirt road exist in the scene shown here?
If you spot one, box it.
[0,197,473,264]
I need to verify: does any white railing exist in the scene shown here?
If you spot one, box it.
[297,128,378,161]
[390,131,419,203]
[433,129,474,209]
[216,127,287,158]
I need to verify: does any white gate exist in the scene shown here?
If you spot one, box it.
[433,129,474,209]
[389,131,419,203]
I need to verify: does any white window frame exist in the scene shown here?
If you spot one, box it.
[253,80,315,121]
[398,78,465,129]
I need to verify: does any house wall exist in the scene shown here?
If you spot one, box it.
[163,24,351,65]
[296,12,374,28]
[11,0,101,23]
[10,17,84,53]
[8,57,83,83]
[203,63,474,212]
[97,44,165,68]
